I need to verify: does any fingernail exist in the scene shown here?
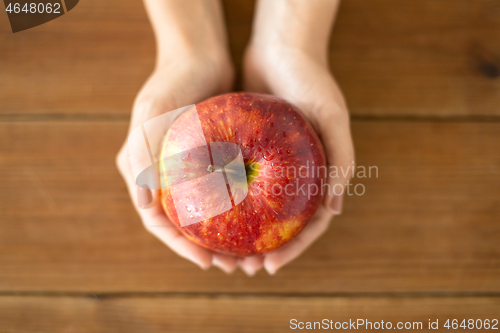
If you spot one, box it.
[198,260,211,270]
[212,257,236,274]
[224,267,237,275]
[244,268,256,277]
[329,193,344,215]
[266,267,277,276]
[137,186,153,208]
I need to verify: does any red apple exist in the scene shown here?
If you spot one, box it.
[160,92,326,256]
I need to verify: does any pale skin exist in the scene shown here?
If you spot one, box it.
[116,0,355,276]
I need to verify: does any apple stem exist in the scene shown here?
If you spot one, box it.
[207,165,242,176]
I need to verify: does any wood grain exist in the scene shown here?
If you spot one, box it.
[1,121,498,293]
[1,0,499,116]
[0,0,155,116]
[1,0,498,326]
[0,296,499,333]
[331,0,500,117]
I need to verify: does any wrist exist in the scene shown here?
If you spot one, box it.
[249,25,324,61]
[155,38,231,70]
[143,0,230,69]
[153,44,234,96]
[249,0,340,66]
[246,38,326,76]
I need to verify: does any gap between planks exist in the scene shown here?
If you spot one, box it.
[0,114,500,123]
[0,291,499,299]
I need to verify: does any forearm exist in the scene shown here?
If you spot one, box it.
[250,0,340,65]
[143,0,230,64]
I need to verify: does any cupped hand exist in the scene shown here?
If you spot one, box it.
[116,53,239,273]
[239,44,355,276]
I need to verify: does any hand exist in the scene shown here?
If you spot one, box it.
[239,0,355,276]
[116,0,239,274]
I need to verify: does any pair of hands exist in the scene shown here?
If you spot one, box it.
[116,0,354,276]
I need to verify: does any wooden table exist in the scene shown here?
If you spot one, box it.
[1,0,499,331]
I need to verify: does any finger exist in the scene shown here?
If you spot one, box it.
[116,144,160,211]
[143,208,213,270]
[212,253,239,274]
[137,186,159,209]
[237,255,264,277]
[263,208,332,275]
[116,144,213,270]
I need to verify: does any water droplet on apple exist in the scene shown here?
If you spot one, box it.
[286,149,291,154]
[263,151,274,161]
[185,206,191,212]
[194,207,199,212]
[189,215,194,219]
[277,148,283,155]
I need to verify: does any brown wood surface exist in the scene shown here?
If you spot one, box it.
[1,0,499,116]
[0,296,499,333]
[1,0,499,331]
[1,121,498,293]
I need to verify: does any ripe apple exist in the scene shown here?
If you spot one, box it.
[159,92,326,256]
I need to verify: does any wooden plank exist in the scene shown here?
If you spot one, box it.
[331,0,500,117]
[0,121,499,292]
[1,0,500,116]
[0,296,499,332]
[0,0,155,115]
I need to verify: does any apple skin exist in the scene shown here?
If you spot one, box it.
[160,92,326,256]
